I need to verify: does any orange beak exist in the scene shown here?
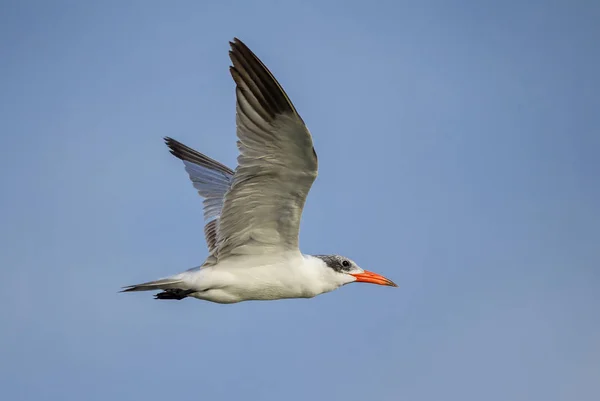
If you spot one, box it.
[351,270,397,287]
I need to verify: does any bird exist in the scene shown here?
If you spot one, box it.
[121,38,397,304]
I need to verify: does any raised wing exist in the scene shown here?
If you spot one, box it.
[164,137,233,262]
[215,38,319,260]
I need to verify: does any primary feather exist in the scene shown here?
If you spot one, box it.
[164,137,234,264]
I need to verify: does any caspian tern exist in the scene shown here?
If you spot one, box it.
[121,38,397,304]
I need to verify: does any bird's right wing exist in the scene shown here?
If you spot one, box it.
[214,38,319,260]
[164,137,233,264]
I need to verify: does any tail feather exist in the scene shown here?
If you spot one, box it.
[120,278,184,293]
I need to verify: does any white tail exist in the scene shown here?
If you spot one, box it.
[120,277,184,293]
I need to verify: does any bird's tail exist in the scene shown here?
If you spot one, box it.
[120,277,185,293]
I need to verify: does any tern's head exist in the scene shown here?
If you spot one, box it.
[313,255,397,288]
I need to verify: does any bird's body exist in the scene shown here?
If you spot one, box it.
[122,38,396,304]
[165,254,349,304]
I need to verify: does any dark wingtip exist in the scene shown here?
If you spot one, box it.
[163,136,234,175]
[164,137,180,157]
[163,136,178,151]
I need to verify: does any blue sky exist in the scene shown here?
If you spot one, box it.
[1,1,599,400]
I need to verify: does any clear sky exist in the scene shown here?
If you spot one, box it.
[1,1,599,400]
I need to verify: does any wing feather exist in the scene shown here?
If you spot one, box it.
[215,38,318,259]
[164,137,233,261]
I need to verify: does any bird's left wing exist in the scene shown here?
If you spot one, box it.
[164,137,233,263]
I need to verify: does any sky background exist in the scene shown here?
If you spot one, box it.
[1,1,599,400]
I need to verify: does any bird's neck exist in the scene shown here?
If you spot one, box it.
[301,255,352,293]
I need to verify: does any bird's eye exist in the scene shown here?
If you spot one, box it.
[342,260,350,268]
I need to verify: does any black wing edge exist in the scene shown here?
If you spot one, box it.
[164,136,234,176]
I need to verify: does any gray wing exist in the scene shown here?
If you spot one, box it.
[215,38,318,259]
[164,137,233,263]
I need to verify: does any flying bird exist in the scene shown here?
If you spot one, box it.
[121,38,397,303]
